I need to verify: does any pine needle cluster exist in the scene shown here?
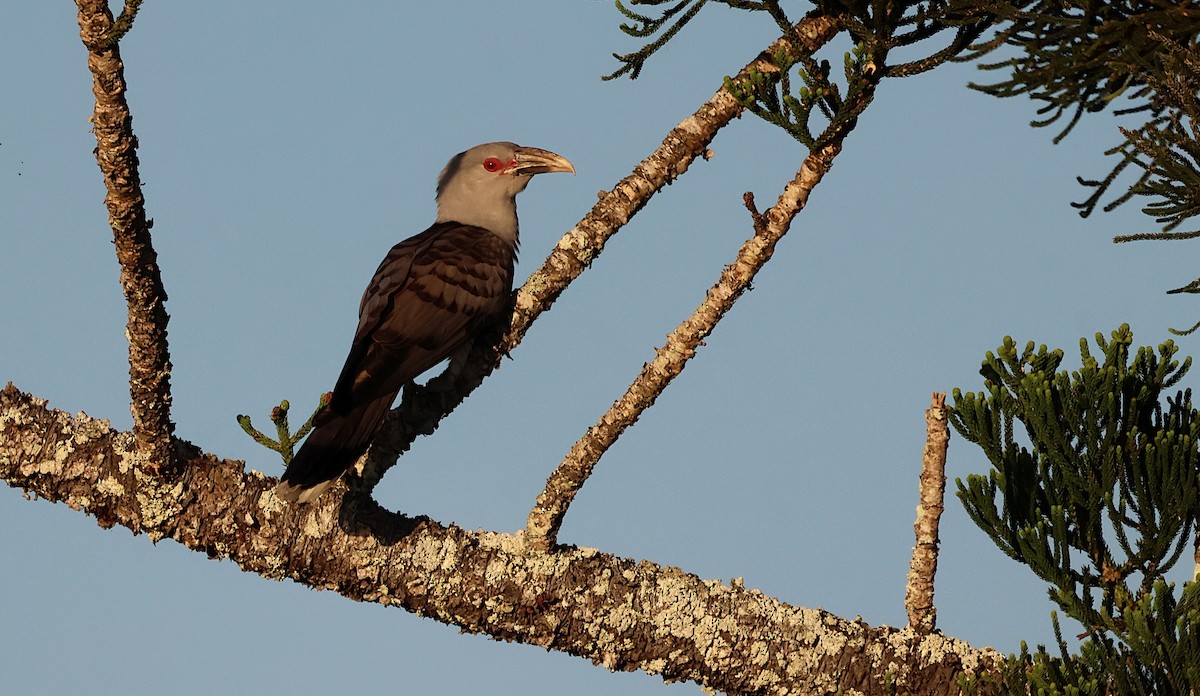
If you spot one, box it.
[952,325,1200,691]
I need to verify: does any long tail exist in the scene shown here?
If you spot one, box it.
[274,392,396,504]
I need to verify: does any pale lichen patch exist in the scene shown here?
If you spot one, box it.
[72,413,111,442]
[96,476,125,497]
[484,556,508,584]
[300,502,337,538]
[111,433,138,474]
[411,533,459,573]
[136,477,185,541]
[47,442,74,474]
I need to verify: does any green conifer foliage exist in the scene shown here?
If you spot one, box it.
[964,1,1200,311]
[951,325,1200,691]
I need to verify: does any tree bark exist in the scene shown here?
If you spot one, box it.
[0,383,1002,694]
[76,0,175,474]
[905,392,950,633]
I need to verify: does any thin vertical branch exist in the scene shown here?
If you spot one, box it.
[905,391,949,633]
[525,142,846,551]
[76,0,175,474]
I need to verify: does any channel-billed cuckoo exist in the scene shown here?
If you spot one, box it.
[276,142,574,504]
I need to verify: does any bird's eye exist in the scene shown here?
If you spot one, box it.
[482,157,505,172]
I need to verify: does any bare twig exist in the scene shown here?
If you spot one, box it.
[76,0,175,474]
[905,392,950,633]
[525,142,846,551]
[364,15,842,491]
[106,0,144,46]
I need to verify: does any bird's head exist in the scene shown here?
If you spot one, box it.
[435,142,574,244]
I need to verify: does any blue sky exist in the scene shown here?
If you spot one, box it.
[3,2,1196,694]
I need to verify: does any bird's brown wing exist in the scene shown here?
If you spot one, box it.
[277,222,515,502]
[327,222,516,414]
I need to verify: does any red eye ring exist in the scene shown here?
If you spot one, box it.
[482,157,505,173]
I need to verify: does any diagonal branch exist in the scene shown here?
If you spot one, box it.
[506,15,840,345]
[363,14,842,489]
[524,141,847,551]
[76,0,175,474]
[0,383,1003,695]
[521,39,884,550]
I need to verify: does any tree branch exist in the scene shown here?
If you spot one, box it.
[905,391,950,634]
[362,14,842,490]
[76,0,175,474]
[6,9,1010,692]
[525,141,847,551]
[0,383,1002,694]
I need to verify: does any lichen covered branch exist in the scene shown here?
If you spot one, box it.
[76,0,174,473]
[505,14,840,345]
[0,383,1001,695]
[525,141,847,551]
[366,15,841,481]
[905,391,950,633]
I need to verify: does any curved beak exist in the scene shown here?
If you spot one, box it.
[511,146,575,176]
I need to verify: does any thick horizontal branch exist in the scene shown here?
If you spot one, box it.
[0,383,1002,694]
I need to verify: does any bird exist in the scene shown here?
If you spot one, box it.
[275,142,574,504]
